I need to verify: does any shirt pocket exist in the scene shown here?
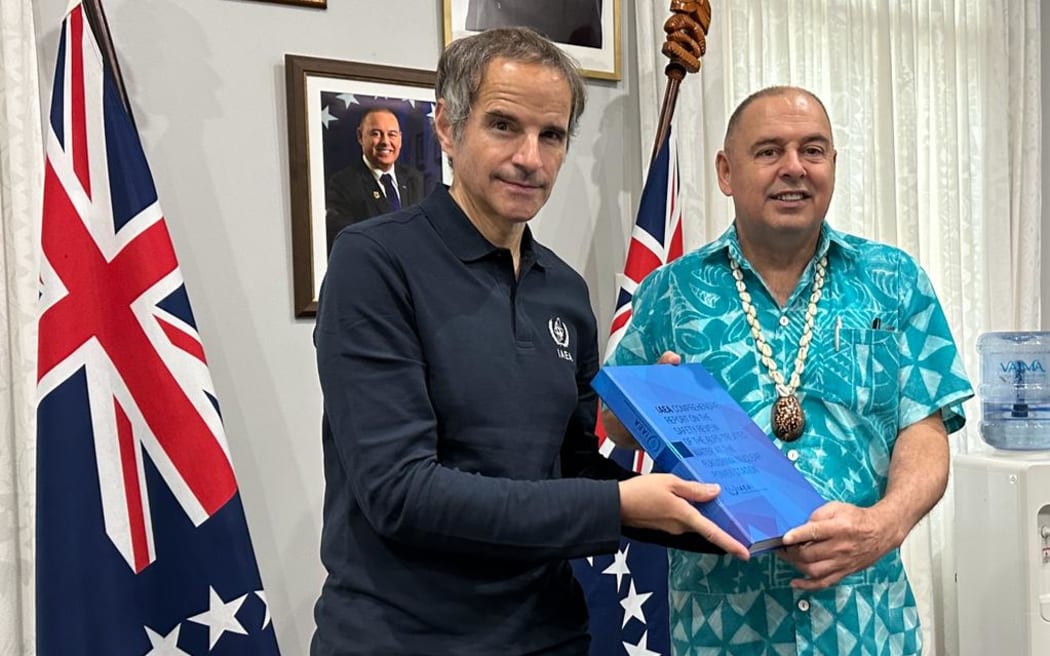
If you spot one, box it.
[814,321,900,416]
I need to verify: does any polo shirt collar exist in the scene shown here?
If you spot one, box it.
[420,185,548,268]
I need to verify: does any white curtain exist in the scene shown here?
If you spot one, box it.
[0,1,42,655]
[634,1,1042,654]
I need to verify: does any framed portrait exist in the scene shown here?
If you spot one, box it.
[442,0,621,81]
[285,55,444,317]
[251,0,326,8]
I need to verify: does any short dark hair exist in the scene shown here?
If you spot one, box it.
[357,106,399,130]
[435,27,586,143]
[724,86,832,148]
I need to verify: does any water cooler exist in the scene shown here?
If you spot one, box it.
[954,452,1050,655]
[954,332,1050,655]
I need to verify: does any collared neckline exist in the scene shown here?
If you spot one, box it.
[698,222,859,268]
[419,185,548,268]
[363,154,397,189]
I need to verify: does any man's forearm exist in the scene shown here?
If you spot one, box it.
[873,412,949,546]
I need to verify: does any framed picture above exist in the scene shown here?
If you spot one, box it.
[442,0,621,81]
[285,55,444,317]
[251,0,326,7]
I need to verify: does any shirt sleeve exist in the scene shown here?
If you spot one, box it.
[558,288,625,480]
[315,230,623,562]
[895,256,974,433]
[607,267,672,367]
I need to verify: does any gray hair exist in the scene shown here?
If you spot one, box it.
[435,27,586,143]
[724,86,833,149]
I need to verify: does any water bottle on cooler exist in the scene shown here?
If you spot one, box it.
[977,331,1050,450]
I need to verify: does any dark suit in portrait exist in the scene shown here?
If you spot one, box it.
[324,160,424,255]
[466,0,603,48]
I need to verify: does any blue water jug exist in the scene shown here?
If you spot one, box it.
[977,331,1050,450]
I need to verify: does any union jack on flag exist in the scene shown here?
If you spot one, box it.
[601,129,685,382]
[573,128,684,656]
[36,3,280,654]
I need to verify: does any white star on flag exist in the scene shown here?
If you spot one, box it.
[623,630,662,656]
[187,586,248,649]
[256,590,272,629]
[619,579,652,628]
[143,625,190,656]
[602,543,632,592]
[320,105,337,129]
[336,93,359,107]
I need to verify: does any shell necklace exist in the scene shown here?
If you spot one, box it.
[729,254,827,442]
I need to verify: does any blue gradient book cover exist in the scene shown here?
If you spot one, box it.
[593,363,825,553]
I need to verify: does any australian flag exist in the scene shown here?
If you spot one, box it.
[36,3,280,654]
[572,128,684,655]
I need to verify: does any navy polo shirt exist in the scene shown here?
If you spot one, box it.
[312,186,627,655]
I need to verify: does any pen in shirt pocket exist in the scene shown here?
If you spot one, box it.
[837,316,894,351]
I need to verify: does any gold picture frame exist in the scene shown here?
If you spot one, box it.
[441,0,621,81]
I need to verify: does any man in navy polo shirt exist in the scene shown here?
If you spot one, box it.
[311,27,750,656]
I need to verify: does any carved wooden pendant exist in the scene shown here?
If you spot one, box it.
[772,394,805,442]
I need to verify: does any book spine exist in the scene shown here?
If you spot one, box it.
[595,375,669,463]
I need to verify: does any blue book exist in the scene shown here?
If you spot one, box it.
[592,363,825,554]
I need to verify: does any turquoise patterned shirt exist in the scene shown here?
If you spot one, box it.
[609,224,973,656]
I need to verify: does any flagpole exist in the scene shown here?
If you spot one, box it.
[80,0,136,124]
[38,5,281,650]
[649,1,713,166]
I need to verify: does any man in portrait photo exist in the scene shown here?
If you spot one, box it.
[324,107,425,254]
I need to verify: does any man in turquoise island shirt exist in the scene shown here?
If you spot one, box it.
[602,86,973,655]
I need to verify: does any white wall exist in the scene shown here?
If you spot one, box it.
[30,1,642,653]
